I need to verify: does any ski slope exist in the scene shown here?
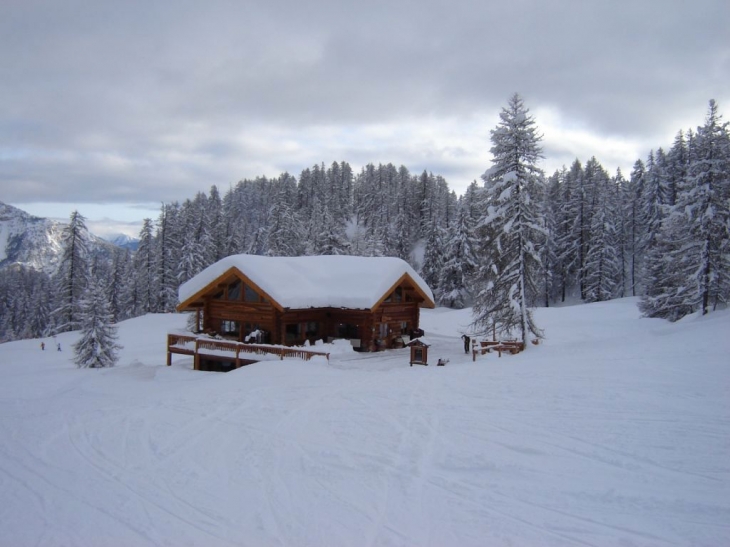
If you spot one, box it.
[0,299,728,546]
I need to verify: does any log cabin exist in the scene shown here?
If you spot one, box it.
[175,254,435,351]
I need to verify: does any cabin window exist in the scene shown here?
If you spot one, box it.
[213,290,224,300]
[227,280,241,301]
[285,323,301,343]
[337,323,359,338]
[305,321,318,338]
[244,284,259,302]
[401,321,408,333]
[221,320,240,337]
[379,323,388,338]
[244,322,261,334]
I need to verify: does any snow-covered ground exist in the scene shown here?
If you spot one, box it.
[0,299,728,546]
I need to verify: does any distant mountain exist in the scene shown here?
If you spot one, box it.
[107,233,140,251]
[0,202,124,275]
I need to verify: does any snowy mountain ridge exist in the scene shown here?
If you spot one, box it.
[106,233,140,251]
[0,201,121,274]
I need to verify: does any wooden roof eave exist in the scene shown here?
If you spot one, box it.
[175,267,285,313]
[371,272,436,312]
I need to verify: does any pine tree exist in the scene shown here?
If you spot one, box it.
[155,203,181,312]
[52,211,91,333]
[438,206,478,308]
[612,168,629,297]
[133,218,156,315]
[684,100,730,314]
[318,205,351,255]
[107,249,129,322]
[541,170,562,305]
[638,209,695,320]
[625,159,646,296]
[420,220,445,297]
[472,94,546,345]
[641,100,730,319]
[266,191,303,257]
[584,163,621,302]
[555,160,585,300]
[73,277,122,368]
[665,130,689,207]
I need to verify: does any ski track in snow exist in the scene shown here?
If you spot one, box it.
[0,300,729,546]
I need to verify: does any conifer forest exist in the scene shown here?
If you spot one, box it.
[1,96,728,344]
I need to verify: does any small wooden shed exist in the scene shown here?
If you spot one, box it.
[407,337,431,366]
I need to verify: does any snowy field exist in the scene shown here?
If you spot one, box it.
[0,299,728,546]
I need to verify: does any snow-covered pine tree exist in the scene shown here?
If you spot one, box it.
[639,205,695,320]
[310,199,350,255]
[133,218,156,315]
[641,100,730,319]
[640,150,664,258]
[625,159,646,296]
[438,205,478,308]
[664,131,688,207]
[266,189,303,257]
[584,162,621,302]
[392,201,413,261]
[107,249,129,322]
[555,160,585,300]
[205,185,226,264]
[363,223,387,257]
[155,202,181,313]
[541,169,563,306]
[52,210,91,333]
[682,100,730,314]
[612,168,629,297]
[420,220,445,298]
[177,200,208,283]
[472,93,546,345]
[73,277,122,368]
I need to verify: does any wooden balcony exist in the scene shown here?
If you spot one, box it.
[167,333,330,370]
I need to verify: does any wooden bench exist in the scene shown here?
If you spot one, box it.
[472,340,524,361]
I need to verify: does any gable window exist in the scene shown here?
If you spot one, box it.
[227,280,241,301]
[393,287,402,302]
[244,284,259,302]
[384,286,403,303]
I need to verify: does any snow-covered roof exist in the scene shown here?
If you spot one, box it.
[178,254,435,310]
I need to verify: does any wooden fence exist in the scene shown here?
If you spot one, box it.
[167,333,330,370]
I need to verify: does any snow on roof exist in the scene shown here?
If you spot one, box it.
[178,254,435,310]
[406,336,432,346]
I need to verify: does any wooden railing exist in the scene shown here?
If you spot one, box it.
[167,333,330,369]
[472,339,524,361]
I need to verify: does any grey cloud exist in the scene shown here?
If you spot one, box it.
[1,0,728,206]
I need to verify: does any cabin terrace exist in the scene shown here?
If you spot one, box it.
[173,254,435,357]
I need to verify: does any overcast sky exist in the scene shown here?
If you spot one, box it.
[2,0,729,237]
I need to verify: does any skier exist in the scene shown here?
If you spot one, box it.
[461,334,470,354]
[40,342,45,351]
[57,342,62,352]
